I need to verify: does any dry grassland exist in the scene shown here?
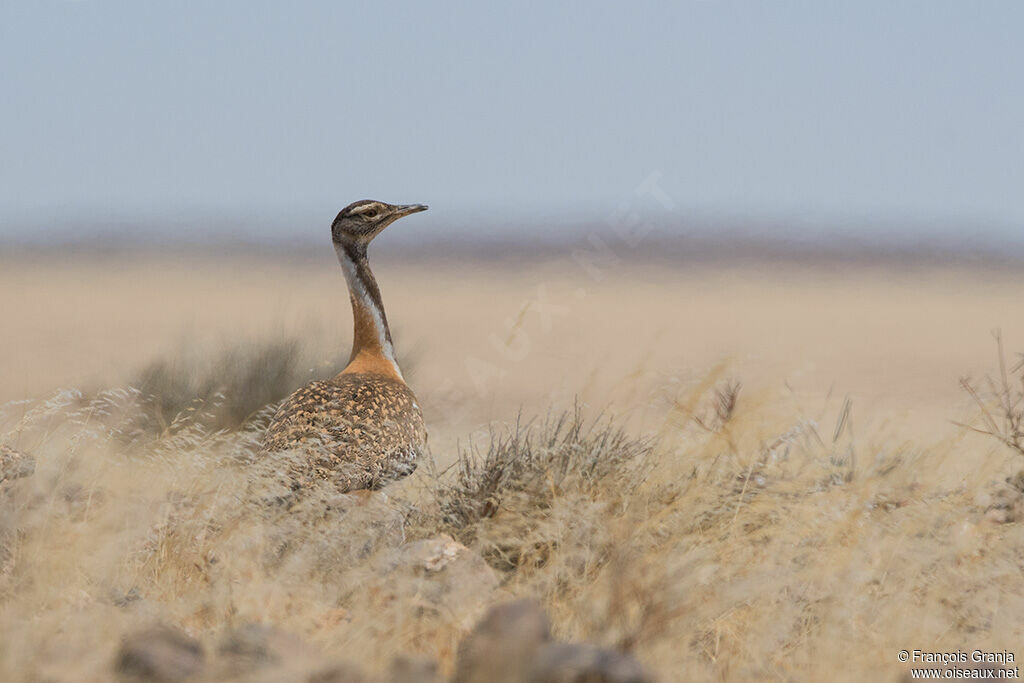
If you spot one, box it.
[1,254,1023,681]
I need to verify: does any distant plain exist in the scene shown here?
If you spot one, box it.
[3,246,1022,440]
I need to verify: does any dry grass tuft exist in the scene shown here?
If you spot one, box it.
[960,330,1024,458]
[425,408,652,576]
[436,408,653,535]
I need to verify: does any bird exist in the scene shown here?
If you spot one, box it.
[260,200,429,495]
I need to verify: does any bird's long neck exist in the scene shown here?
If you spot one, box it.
[334,240,403,379]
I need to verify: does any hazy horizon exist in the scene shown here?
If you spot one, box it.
[4,207,1024,262]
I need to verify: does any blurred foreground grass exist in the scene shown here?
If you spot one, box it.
[1,338,1023,682]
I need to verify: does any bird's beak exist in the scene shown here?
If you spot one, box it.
[393,204,428,217]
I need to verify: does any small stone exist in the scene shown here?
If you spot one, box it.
[453,599,552,683]
[376,535,499,629]
[116,624,204,681]
[528,642,653,683]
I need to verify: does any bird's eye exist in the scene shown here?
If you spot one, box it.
[364,209,378,219]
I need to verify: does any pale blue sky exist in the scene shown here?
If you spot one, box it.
[1,2,1022,244]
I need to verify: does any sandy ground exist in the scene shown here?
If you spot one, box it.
[1,254,1020,443]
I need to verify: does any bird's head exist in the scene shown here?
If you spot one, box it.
[331,200,428,246]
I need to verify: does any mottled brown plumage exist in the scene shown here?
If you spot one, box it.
[262,373,426,492]
[260,200,429,494]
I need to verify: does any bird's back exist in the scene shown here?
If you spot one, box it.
[260,372,426,493]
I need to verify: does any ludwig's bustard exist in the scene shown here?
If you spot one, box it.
[260,200,428,494]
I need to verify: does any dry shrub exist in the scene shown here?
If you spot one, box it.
[128,338,346,434]
[433,408,653,571]
[437,408,653,530]
[960,330,1024,458]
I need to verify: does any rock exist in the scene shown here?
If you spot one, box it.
[116,624,204,681]
[386,534,486,575]
[211,623,367,682]
[454,600,653,683]
[302,661,368,683]
[218,623,319,666]
[386,655,443,683]
[0,445,34,487]
[452,600,552,683]
[528,642,653,683]
[376,534,500,628]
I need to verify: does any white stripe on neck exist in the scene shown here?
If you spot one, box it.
[334,243,404,379]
